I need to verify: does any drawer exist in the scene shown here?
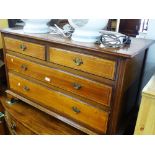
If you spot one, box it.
[6,54,112,106]
[49,47,116,80]
[4,37,45,60]
[8,73,109,133]
[5,111,35,135]
[1,95,84,135]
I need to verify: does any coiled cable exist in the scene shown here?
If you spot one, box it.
[96,32,131,48]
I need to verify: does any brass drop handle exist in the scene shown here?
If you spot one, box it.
[6,98,19,105]
[21,64,28,71]
[19,44,27,51]
[23,86,30,92]
[73,57,83,66]
[72,83,82,90]
[10,121,16,130]
[72,106,80,114]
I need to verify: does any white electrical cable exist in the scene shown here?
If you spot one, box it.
[54,24,67,37]
[48,25,130,48]
[49,24,73,38]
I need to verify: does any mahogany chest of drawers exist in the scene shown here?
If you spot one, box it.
[0,28,154,134]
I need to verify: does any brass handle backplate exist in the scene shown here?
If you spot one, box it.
[10,121,16,130]
[73,57,83,66]
[6,98,19,105]
[21,64,28,71]
[23,86,30,92]
[72,106,80,114]
[72,83,82,90]
[19,44,27,51]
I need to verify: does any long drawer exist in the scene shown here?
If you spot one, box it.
[8,73,109,133]
[4,37,45,60]
[6,54,112,106]
[0,96,84,135]
[49,47,116,80]
[5,111,35,135]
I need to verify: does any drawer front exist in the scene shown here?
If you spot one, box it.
[4,37,45,60]
[49,47,116,80]
[5,111,35,135]
[6,54,112,106]
[8,73,109,133]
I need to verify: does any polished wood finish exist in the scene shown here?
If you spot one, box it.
[0,95,84,135]
[134,74,155,134]
[1,28,154,135]
[49,47,116,80]
[8,72,109,133]
[0,100,5,135]
[4,37,45,60]
[5,90,96,134]
[5,111,35,135]
[1,28,153,58]
[0,120,5,135]
[0,49,6,135]
[6,54,112,106]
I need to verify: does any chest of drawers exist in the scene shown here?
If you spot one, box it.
[0,28,154,134]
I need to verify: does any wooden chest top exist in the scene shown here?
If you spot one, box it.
[1,28,154,58]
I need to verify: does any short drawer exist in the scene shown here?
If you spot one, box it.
[4,37,45,60]
[5,111,35,135]
[8,73,109,133]
[6,54,112,106]
[49,47,116,80]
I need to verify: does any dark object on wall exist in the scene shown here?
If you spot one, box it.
[8,19,68,28]
[48,19,68,28]
[8,19,22,28]
[119,19,141,37]
[107,19,117,31]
